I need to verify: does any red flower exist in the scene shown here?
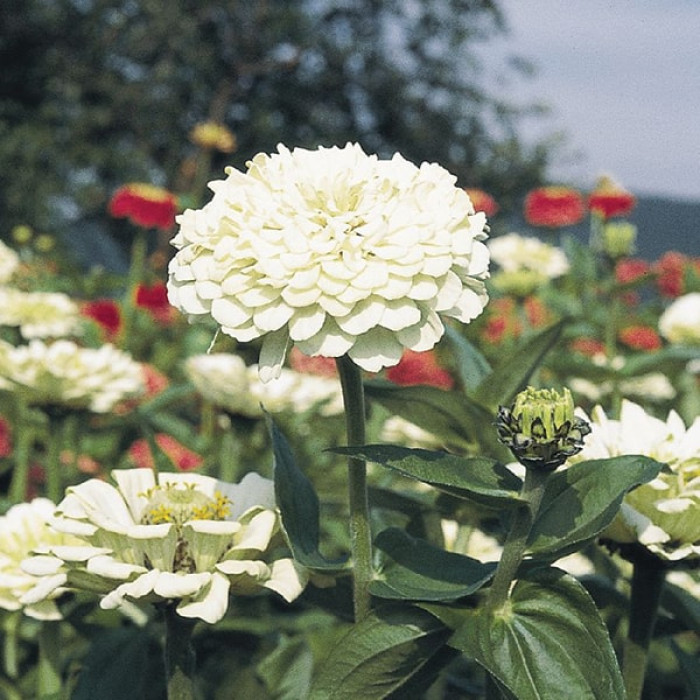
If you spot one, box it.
[81,299,122,340]
[615,258,651,285]
[128,434,203,472]
[588,177,636,219]
[464,188,499,218]
[653,252,700,298]
[569,338,606,357]
[135,282,176,323]
[481,297,522,344]
[288,347,338,377]
[0,416,12,458]
[524,186,586,228]
[523,296,551,329]
[386,349,454,390]
[108,183,178,230]
[618,325,662,351]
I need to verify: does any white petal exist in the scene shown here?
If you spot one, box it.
[263,558,308,602]
[335,297,385,335]
[396,310,444,352]
[86,555,148,580]
[259,327,291,383]
[176,572,231,624]
[288,307,327,342]
[226,473,276,519]
[347,328,405,372]
[154,571,211,598]
[216,559,269,579]
[100,570,160,609]
[112,469,156,522]
[210,297,253,329]
[232,510,277,553]
[296,319,354,358]
[21,555,64,576]
[20,573,67,605]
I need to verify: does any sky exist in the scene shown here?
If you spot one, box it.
[483,0,700,202]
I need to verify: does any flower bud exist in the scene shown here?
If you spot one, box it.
[495,387,591,471]
[600,222,637,259]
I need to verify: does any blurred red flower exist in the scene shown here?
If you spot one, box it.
[386,349,454,390]
[108,183,178,230]
[569,337,606,357]
[523,296,551,328]
[136,281,176,323]
[128,434,203,472]
[81,299,122,340]
[0,416,12,458]
[615,258,651,285]
[288,347,338,377]
[481,297,523,345]
[524,186,586,228]
[464,188,499,218]
[653,251,700,298]
[618,325,662,351]
[588,177,636,219]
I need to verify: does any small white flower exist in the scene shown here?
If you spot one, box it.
[22,470,307,623]
[658,293,700,345]
[487,233,569,278]
[0,498,82,620]
[0,240,20,284]
[0,288,82,338]
[572,400,700,561]
[0,339,144,413]
[185,353,344,417]
[168,143,490,380]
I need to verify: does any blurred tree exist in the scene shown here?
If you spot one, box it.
[0,0,551,245]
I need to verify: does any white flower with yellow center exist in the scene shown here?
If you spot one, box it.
[0,288,82,338]
[0,240,20,284]
[0,498,82,620]
[21,471,307,623]
[658,293,700,346]
[488,233,570,277]
[185,353,343,417]
[168,143,490,381]
[0,339,144,413]
[571,400,700,561]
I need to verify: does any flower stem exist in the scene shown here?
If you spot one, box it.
[622,556,667,700]
[121,228,148,349]
[163,605,197,700]
[335,354,373,621]
[8,409,34,504]
[37,621,62,698]
[485,468,549,611]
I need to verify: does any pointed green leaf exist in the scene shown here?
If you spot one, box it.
[444,325,492,391]
[257,636,313,700]
[333,444,524,509]
[473,319,567,410]
[448,568,625,700]
[309,606,449,700]
[371,528,496,601]
[269,418,349,573]
[527,455,663,560]
[662,582,700,636]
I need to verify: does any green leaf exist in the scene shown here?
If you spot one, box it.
[617,345,700,377]
[363,381,505,456]
[473,319,567,410]
[257,636,314,700]
[448,568,625,700]
[527,455,663,560]
[661,582,700,636]
[371,528,496,601]
[269,418,349,573]
[309,606,449,700]
[444,325,492,391]
[333,444,524,509]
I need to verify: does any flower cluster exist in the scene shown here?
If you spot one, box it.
[0,288,82,339]
[0,239,20,283]
[21,471,307,623]
[168,143,490,379]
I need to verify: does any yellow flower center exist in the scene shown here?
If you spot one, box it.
[140,483,231,526]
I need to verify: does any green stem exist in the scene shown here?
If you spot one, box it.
[622,557,667,700]
[163,605,197,700]
[335,354,372,621]
[37,621,62,698]
[121,228,148,349]
[8,413,34,504]
[486,468,549,612]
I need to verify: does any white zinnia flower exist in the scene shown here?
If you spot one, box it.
[658,293,700,345]
[0,240,20,283]
[185,353,343,417]
[487,233,569,278]
[571,400,700,561]
[0,498,82,620]
[0,288,82,338]
[0,339,144,413]
[21,471,307,624]
[168,143,490,381]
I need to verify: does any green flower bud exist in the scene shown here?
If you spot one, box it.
[491,269,547,298]
[496,386,591,471]
[601,222,637,259]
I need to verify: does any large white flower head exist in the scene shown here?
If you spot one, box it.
[0,240,20,284]
[658,293,700,346]
[571,400,700,562]
[168,143,490,381]
[0,288,82,338]
[21,470,307,624]
[0,339,144,413]
[0,498,82,620]
[185,352,344,418]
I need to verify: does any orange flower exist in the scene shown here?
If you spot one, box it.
[385,349,454,390]
[588,176,636,219]
[189,121,237,153]
[464,188,499,217]
[524,186,586,228]
[569,337,606,358]
[615,258,651,285]
[81,299,122,340]
[135,282,176,323]
[618,325,662,351]
[288,347,338,377]
[108,183,178,230]
[128,434,203,472]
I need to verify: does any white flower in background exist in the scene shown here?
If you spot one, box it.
[0,498,82,620]
[0,339,144,413]
[21,470,307,624]
[379,416,443,450]
[0,240,20,284]
[487,233,569,278]
[168,143,490,380]
[571,400,700,561]
[0,288,82,338]
[659,293,700,345]
[185,352,343,417]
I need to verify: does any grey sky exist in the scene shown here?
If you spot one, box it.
[485,0,700,201]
